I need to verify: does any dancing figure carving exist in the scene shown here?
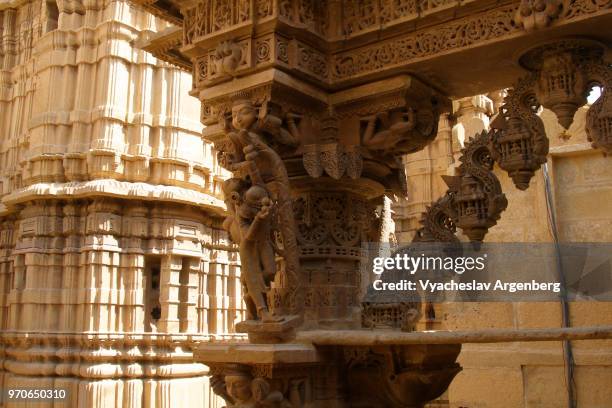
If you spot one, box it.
[219,98,303,321]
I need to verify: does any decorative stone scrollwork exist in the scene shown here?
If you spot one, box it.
[585,63,612,154]
[513,0,563,31]
[490,74,549,190]
[412,191,459,243]
[449,130,508,242]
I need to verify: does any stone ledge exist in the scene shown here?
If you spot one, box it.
[1,180,226,215]
[195,342,322,365]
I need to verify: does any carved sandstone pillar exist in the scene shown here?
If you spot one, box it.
[176,3,460,407]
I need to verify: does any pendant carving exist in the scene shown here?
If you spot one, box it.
[491,74,549,190]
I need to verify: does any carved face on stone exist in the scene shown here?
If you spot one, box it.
[222,178,249,210]
[238,185,269,219]
[232,100,257,130]
[226,374,253,403]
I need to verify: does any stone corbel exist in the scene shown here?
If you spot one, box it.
[412,191,459,243]
[584,59,612,154]
[450,130,508,241]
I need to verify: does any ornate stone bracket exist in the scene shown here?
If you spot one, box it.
[501,39,611,157]
[490,73,549,190]
[412,191,459,243]
[343,344,462,408]
[416,130,508,242]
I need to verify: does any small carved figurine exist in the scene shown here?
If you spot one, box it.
[223,99,299,177]
[361,108,417,153]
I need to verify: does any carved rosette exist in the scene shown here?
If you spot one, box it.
[491,74,549,190]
